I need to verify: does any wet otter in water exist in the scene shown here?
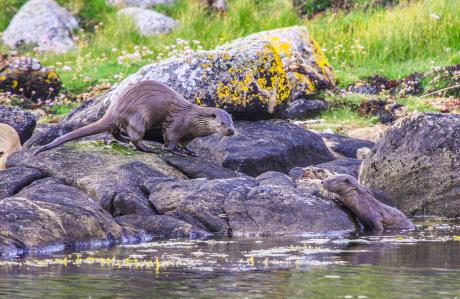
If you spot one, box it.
[34,80,235,157]
[322,174,414,231]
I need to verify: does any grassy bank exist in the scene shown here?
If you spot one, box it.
[1,0,457,131]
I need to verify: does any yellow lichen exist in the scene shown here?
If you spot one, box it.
[309,36,336,84]
[0,75,6,81]
[12,80,18,89]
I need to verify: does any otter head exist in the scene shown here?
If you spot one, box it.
[207,108,236,136]
[321,174,359,196]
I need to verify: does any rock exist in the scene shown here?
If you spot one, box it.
[0,124,22,169]
[347,124,388,142]
[189,120,335,177]
[22,123,73,149]
[289,158,361,182]
[356,147,372,160]
[107,0,176,8]
[7,135,186,217]
[0,104,36,144]
[144,174,355,236]
[2,0,79,53]
[0,167,45,199]
[280,98,329,119]
[0,56,62,101]
[118,7,177,36]
[202,0,228,12]
[255,171,294,187]
[115,214,209,239]
[319,133,374,159]
[60,26,335,129]
[0,177,125,256]
[313,158,362,178]
[360,113,460,217]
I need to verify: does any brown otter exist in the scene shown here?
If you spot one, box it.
[322,174,414,231]
[0,123,22,169]
[34,80,235,157]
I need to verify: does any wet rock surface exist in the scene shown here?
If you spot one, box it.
[0,177,125,257]
[360,113,460,217]
[189,120,335,176]
[2,0,79,53]
[118,7,178,36]
[0,104,36,144]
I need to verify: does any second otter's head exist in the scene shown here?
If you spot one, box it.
[321,174,360,196]
[205,108,236,136]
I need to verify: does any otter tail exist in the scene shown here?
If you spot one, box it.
[33,118,112,156]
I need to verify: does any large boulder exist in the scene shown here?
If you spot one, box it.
[0,104,36,144]
[2,0,79,53]
[118,7,178,36]
[360,113,460,217]
[0,177,125,257]
[0,56,62,101]
[60,26,335,130]
[189,120,335,176]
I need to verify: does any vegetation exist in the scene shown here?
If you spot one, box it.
[1,0,458,132]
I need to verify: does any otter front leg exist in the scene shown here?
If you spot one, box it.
[126,126,154,153]
[179,139,197,157]
[163,128,187,156]
[110,128,130,143]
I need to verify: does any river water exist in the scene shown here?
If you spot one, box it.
[1,218,459,298]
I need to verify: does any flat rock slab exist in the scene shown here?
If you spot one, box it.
[2,0,79,53]
[360,113,460,217]
[190,120,335,176]
[0,177,125,257]
[0,104,36,144]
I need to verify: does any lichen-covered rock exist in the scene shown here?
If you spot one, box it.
[0,177,125,256]
[2,0,79,53]
[0,56,62,101]
[189,120,335,177]
[60,26,335,129]
[107,0,176,8]
[360,113,460,217]
[0,104,36,144]
[319,133,374,159]
[118,7,178,36]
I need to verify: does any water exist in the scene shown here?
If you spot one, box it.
[1,218,460,298]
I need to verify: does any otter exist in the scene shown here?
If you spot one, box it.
[34,80,235,157]
[322,174,414,231]
[0,123,22,169]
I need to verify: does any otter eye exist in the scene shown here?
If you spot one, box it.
[221,121,225,126]
[211,114,216,118]
[0,151,3,157]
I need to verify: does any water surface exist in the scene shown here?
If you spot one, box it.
[1,218,460,298]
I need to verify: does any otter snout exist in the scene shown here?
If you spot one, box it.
[226,128,235,136]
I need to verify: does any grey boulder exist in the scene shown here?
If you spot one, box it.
[2,0,79,53]
[0,104,36,144]
[360,113,460,217]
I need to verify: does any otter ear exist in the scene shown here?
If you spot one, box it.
[210,113,217,118]
[344,178,350,183]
